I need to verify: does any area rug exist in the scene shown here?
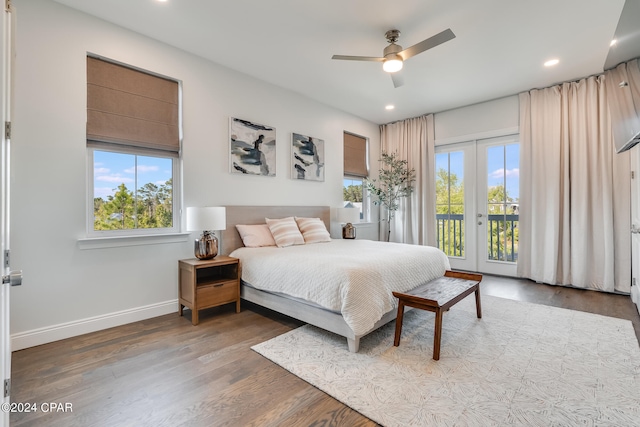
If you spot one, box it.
[252,295,640,426]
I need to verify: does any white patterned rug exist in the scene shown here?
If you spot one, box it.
[252,295,640,426]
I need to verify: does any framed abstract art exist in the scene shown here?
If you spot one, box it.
[229,117,276,177]
[291,132,324,181]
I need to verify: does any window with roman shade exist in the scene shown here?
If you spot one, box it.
[343,132,368,177]
[343,132,368,221]
[86,56,181,236]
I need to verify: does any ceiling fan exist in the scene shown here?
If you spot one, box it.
[332,28,455,88]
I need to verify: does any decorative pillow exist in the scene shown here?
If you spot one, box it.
[265,217,305,247]
[235,224,276,248]
[295,217,331,244]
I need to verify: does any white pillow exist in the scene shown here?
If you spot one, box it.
[265,217,305,247]
[235,224,276,248]
[295,217,331,244]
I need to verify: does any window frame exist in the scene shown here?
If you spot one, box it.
[86,143,181,238]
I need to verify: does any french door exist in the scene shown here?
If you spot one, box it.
[435,135,519,276]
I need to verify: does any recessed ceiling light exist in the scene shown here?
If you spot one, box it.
[610,39,617,47]
[544,59,559,67]
[385,105,395,110]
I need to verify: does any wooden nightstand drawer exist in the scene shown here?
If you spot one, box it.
[197,281,239,308]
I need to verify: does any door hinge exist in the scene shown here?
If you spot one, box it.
[4,122,10,139]
[3,378,9,398]
[4,250,9,269]
[633,171,635,179]
[5,0,12,12]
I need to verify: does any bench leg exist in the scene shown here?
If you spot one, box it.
[393,301,405,347]
[433,308,443,360]
[475,287,482,319]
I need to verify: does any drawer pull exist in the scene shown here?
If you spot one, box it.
[213,283,225,287]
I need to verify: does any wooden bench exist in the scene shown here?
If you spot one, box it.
[393,270,483,360]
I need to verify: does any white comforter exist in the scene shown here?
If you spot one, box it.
[230,239,451,336]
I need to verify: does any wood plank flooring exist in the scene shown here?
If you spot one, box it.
[10,276,640,427]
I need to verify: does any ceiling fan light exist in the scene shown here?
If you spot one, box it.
[383,57,403,73]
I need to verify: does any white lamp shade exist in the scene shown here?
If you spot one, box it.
[337,207,360,224]
[186,207,226,231]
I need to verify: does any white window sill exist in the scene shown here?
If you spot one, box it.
[77,232,190,250]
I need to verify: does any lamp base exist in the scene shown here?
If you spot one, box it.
[342,223,356,239]
[194,231,218,260]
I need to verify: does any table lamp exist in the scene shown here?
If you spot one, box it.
[186,206,226,259]
[337,207,360,239]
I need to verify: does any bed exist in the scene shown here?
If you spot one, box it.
[221,206,451,352]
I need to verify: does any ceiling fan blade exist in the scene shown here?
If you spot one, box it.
[332,54,385,62]
[390,72,404,88]
[398,28,455,60]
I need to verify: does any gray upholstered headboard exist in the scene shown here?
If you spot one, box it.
[221,206,331,255]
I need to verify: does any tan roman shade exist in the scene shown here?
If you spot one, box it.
[87,56,179,152]
[343,132,368,177]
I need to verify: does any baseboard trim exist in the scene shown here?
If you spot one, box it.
[11,299,179,351]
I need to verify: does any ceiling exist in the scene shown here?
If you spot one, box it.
[51,0,639,124]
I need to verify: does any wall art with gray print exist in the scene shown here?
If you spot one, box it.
[291,132,324,181]
[230,117,276,177]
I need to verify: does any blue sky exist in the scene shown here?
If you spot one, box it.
[94,151,172,199]
[487,144,519,200]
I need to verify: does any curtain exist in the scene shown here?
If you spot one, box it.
[379,114,436,246]
[518,74,631,293]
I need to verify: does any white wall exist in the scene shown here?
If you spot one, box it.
[10,0,379,349]
[434,96,519,144]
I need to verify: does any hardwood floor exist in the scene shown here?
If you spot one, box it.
[10,276,640,427]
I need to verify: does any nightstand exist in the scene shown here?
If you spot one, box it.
[178,256,240,325]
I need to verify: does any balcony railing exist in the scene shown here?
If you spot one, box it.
[436,213,519,262]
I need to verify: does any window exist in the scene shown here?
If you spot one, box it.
[91,147,178,232]
[343,177,364,220]
[343,132,368,220]
[86,56,181,236]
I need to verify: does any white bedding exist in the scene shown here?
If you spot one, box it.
[230,239,451,336]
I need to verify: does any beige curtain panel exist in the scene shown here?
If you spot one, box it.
[86,56,179,152]
[518,73,631,293]
[379,114,436,246]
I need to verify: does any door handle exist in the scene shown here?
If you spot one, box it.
[2,270,22,286]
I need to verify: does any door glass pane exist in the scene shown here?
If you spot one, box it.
[486,144,519,262]
[436,151,464,257]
